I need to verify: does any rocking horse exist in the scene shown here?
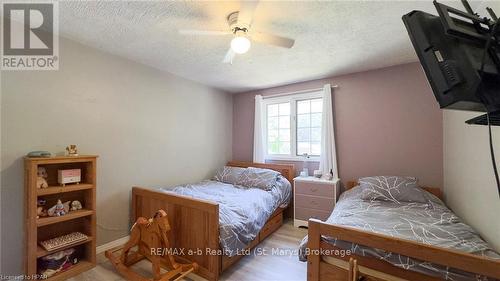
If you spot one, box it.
[105,209,198,281]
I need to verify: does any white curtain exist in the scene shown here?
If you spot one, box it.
[253,95,266,163]
[319,84,338,179]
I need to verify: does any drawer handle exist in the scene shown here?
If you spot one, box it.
[310,187,318,192]
[310,200,318,205]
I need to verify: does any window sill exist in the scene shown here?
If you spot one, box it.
[265,156,320,162]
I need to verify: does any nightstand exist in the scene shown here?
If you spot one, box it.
[293,176,340,228]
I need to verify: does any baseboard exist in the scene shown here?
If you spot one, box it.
[96,235,130,254]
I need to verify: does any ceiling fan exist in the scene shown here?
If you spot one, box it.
[178,1,295,64]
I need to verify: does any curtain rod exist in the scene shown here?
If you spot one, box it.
[262,85,338,99]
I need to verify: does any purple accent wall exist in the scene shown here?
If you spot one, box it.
[232,63,443,188]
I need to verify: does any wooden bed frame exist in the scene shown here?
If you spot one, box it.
[131,161,294,281]
[307,181,500,281]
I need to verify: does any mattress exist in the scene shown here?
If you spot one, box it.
[298,186,500,281]
[160,175,291,257]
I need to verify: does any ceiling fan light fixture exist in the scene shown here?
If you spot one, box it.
[230,34,251,54]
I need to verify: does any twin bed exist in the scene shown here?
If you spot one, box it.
[302,180,500,281]
[131,162,500,281]
[130,161,294,281]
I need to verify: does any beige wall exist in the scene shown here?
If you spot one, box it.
[443,110,500,251]
[0,38,232,274]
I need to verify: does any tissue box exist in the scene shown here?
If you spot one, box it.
[58,169,81,186]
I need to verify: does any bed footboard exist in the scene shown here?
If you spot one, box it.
[307,219,500,281]
[132,187,220,281]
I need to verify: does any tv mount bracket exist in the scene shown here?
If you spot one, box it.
[434,0,500,67]
[434,0,498,42]
[433,0,500,126]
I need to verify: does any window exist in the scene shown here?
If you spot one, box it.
[263,91,323,160]
[297,99,322,156]
[266,102,291,155]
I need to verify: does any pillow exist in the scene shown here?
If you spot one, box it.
[235,167,280,190]
[213,166,246,185]
[358,176,427,203]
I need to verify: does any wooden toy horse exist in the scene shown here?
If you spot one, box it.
[106,209,198,281]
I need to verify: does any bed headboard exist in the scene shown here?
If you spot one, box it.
[227,161,295,184]
[345,180,443,200]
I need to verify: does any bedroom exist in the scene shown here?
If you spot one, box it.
[1,0,499,281]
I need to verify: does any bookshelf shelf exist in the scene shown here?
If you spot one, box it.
[43,260,94,281]
[37,209,94,227]
[37,183,94,196]
[36,236,93,258]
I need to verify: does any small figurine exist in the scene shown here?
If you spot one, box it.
[37,206,48,219]
[53,200,65,216]
[37,199,48,219]
[48,200,70,217]
[66,145,78,156]
[70,200,82,211]
[37,167,49,189]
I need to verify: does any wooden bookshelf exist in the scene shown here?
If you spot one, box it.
[25,155,97,280]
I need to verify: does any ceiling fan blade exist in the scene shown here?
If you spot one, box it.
[178,29,231,36]
[237,0,259,26]
[222,48,235,64]
[252,32,295,48]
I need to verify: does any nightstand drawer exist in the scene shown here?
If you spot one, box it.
[295,207,331,221]
[295,194,334,211]
[295,182,334,198]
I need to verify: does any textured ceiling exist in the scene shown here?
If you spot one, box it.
[58,1,500,93]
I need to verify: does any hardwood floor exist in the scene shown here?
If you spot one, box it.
[69,220,308,281]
